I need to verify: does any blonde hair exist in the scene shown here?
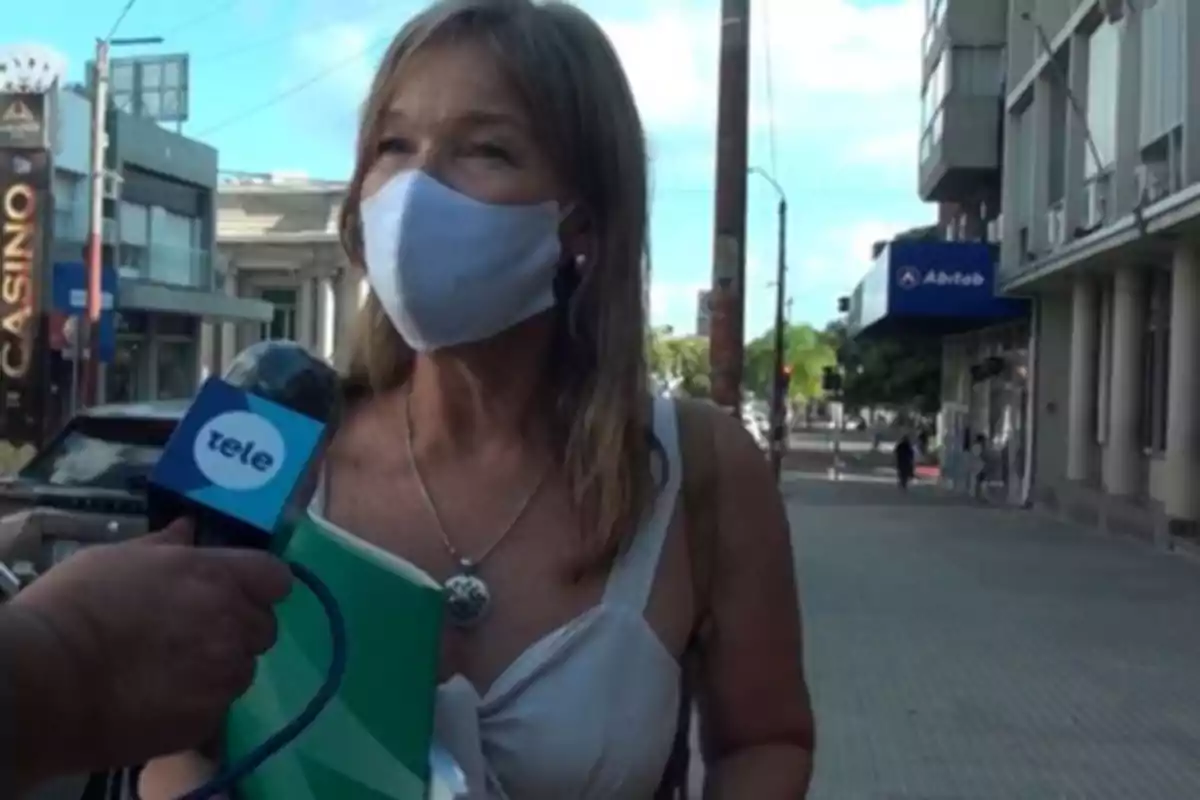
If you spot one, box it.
[338,0,655,571]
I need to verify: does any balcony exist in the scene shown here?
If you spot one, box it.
[918,93,1003,202]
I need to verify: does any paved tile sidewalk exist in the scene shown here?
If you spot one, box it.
[790,478,1200,800]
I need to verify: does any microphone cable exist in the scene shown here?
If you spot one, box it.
[175,561,348,800]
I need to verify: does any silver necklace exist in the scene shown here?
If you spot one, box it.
[404,397,548,629]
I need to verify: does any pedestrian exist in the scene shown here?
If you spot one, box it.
[139,1,815,797]
[894,434,915,491]
[970,434,988,501]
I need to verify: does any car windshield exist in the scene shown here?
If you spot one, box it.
[17,415,176,491]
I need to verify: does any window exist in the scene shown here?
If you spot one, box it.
[148,207,200,285]
[1139,0,1184,146]
[922,0,945,55]
[920,53,949,161]
[1140,269,1171,452]
[156,339,195,400]
[260,288,298,341]
[17,414,175,491]
[1086,22,1120,176]
[119,201,150,245]
[52,172,82,240]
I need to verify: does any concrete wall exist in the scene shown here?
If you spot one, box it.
[110,111,217,189]
[947,0,1008,46]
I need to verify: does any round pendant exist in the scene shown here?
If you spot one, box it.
[444,570,492,629]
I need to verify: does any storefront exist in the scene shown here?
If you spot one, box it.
[847,238,1031,502]
[941,321,1030,502]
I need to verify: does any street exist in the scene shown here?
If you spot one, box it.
[791,473,1200,799]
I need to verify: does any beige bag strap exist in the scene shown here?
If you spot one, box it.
[655,398,719,798]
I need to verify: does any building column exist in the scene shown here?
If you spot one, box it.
[198,325,212,383]
[220,266,240,373]
[296,277,315,350]
[316,276,336,362]
[1165,242,1200,521]
[1066,277,1098,481]
[335,268,363,361]
[1103,266,1145,496]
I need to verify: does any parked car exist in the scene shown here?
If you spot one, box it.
[0,400,186,582]
[0,401,190,800]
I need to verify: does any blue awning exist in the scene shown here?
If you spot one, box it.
[846,239,1028,339]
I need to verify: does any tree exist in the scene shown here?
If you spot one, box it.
[823,319,941,413]
[743,323,838,401]
[647,327,711,398]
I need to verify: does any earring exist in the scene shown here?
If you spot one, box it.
[574,253,586,271]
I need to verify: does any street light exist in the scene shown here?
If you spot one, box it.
[748,166,788,483]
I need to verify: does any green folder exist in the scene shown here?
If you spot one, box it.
[224,513,446,800]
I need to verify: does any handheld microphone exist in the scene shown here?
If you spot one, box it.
[147,340,341,548]
[146,341,347,800]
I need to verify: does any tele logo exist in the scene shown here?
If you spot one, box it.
[192,410,286,491]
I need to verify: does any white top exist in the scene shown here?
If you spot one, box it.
[312,397,684,799]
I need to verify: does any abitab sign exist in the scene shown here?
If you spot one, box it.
[895,264,986,291]
[847,238,1028,337]
[886,240,1024,320]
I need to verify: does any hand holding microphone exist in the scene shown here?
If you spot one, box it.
[2,520,292,793]
[2,341,340,796]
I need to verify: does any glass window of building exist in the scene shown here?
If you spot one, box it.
[107,340,143,404]
[1086,22,1120,176]
[148,207,199,286]
[261,288,298,340]
[156,340,195,400]
[119,201,150,277]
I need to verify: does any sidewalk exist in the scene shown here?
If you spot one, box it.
[789,475,1200,799]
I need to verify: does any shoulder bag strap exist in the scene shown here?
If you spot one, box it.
[655,399,718,799]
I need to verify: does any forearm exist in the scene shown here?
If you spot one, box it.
[0,605,87,794]
[703,743,813,799]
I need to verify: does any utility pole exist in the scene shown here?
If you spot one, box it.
[708,0,751,416]
[769,194,787,481]
[82,31,161,407]
[82,38,109,407]
[749,167,788,480]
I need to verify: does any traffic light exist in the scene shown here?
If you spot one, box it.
[822,365,843,394]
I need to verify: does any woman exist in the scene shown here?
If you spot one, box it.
[141,0,814,796]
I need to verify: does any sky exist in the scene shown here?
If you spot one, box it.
[13,0,935,341]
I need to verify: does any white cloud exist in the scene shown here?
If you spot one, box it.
[292,0,923,131]
[650,279,708,330]
[760,0,922,98]
[601,8,715,130]
[844,129,920,167]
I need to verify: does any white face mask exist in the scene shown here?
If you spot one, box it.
[360,169,564,351]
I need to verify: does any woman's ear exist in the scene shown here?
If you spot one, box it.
[559,205,594,275]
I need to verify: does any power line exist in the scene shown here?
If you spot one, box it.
[193,33,391,138]
[184,0,398,66]
[158,0,242,39]
[761,0,779,177]
[105,0,140,41]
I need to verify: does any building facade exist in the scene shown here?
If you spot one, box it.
[841,0,1032,502]
[49,86,271,411]
[997,0,1200,540]
[215,175,365,372]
